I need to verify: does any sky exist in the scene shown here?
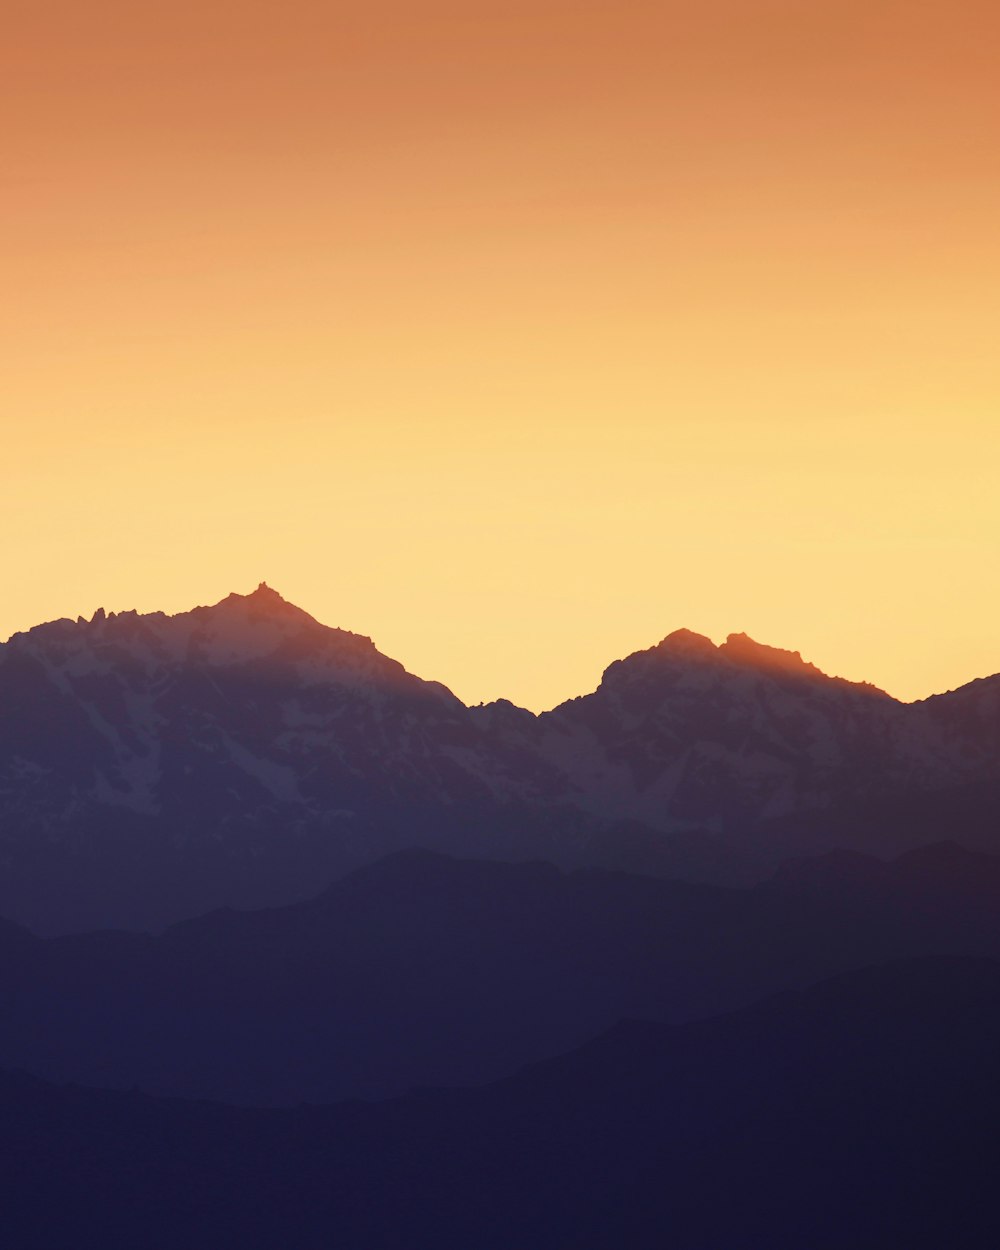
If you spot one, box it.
[3,0,999,710]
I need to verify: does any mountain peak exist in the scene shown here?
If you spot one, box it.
[194,584,331,642]
[217,582,302,615]
[249,581,283,602]
[720,632,818,676]
[720,632,890,696]
[655,628,718,657]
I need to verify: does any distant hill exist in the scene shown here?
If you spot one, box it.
[3,841,1000,1105]
[4,956,1000,1249]
[2,584,999,932]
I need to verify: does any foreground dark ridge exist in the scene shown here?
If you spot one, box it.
[2,584,999,933]
[4,956,1000,1250]
[1,841,999,1106]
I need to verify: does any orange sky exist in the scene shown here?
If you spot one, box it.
[3,0,999,710]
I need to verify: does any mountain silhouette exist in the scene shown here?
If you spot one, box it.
[4,956,1000,1249]
[2,841,1000,1105]
[2,586,1000,932]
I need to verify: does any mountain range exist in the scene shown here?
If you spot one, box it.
[1,840,999,1105]
[4,583,1000,1247]
[4,956,1000,1249]
[2,584,999,933]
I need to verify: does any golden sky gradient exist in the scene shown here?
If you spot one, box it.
[3,0,999,709]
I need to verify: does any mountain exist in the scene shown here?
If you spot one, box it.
[2,585,999,932]
[526,627,1000,879]
[4,956,1000,1249]
[3,841,1000,1105]
[0,585,577,932]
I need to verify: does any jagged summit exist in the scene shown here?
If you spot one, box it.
[720,632,891,697]
[26,585,313,641]
[238,581,295,610]
[209,581,316,616]
[620,627,834,677]
[721,631,809,668]
[654,628,718,657]
[718,631,839,682]
[598,626,892,700]
[600,626,853,689]
[6,586,441,697]
[200,582,323,632]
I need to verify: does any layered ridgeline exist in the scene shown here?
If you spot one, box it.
[5,957,1000,1249]
[1,584,998,932]
[1,842,999,1106]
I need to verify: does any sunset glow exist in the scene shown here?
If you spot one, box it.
[5,0,999,709]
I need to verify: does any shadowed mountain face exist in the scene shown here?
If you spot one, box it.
[2,841,1000,1106]
[0,586,576,932]
[2,585,999,932]
[4,957,1000,1250]
[537,628,902,829]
